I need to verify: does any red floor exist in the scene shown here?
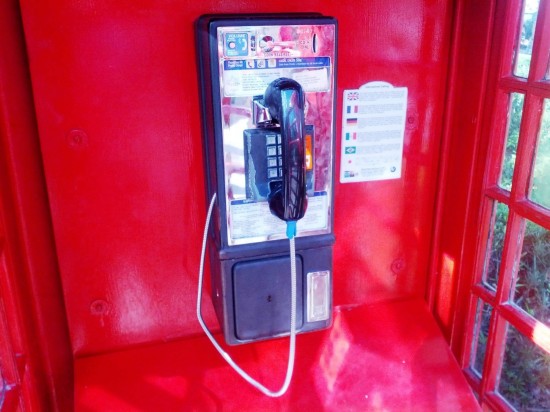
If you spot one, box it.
[75,299,480,411]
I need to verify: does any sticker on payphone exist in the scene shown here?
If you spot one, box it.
[230,193,329,240]
[224,32,250,57]
[219,24,332,98]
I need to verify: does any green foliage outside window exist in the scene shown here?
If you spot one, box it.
[499,323,550,411]
[530,100,550,208]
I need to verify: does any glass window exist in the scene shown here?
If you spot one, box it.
[471,300,493,376]
[483,202,510,289]
[513,0,540,78]
[513,219,550,326]
[529,99,550,209]
[498,323,550,410]
[466,0,550,408]
[499,93,525,190]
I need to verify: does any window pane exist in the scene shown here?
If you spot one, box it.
[471,300,493,376]
[498,323,550,410]
[483,202,509,289]
[499,93,525,190]
[529,99,550,209]
[513,220,550,326]
[514,0,540,78]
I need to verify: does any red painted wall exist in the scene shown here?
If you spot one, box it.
[19,0,453,355]
[0,1,72,409]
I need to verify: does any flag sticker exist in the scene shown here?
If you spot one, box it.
[346,118,358,125]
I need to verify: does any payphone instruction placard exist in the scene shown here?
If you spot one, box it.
[223,58,330,97]
[340,83,407,183]
[230,192,329,240]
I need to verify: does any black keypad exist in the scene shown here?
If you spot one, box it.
[266,133,282,180]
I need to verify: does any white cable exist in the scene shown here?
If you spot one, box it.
[196,193,297,397]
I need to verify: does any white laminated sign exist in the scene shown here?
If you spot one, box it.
[340,82,408,183]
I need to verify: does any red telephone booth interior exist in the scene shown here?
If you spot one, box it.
[1,0,549,411]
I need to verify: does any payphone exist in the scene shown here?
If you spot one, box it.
[195,13,337,395]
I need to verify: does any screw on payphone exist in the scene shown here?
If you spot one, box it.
[196,14,337,346]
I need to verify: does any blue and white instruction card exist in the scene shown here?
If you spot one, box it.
[340,82,407,183]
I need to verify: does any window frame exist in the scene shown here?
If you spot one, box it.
[458,0,550,409]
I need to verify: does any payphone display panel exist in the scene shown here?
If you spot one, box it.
[204,17,337,246]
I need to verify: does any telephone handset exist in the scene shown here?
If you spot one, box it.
[263,78,308,222]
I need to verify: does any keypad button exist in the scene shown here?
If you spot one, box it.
[267,158,277,167]
[267,147,277,156]
[268,168,278,179]
[266,134,277,145]
[278,156,282,166]
[277,145,282,155]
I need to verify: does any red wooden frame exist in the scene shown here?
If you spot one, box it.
[428,0,498,354]
[442,0,550,409]
[430,0,550,410]
[0,0,73,410]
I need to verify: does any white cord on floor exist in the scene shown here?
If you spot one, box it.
[196,193,297,397]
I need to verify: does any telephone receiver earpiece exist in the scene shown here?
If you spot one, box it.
[264,78,308,222]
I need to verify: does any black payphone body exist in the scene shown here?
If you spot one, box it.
[196,14,337,345]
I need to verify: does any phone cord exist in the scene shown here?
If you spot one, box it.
[196,193,297,397]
